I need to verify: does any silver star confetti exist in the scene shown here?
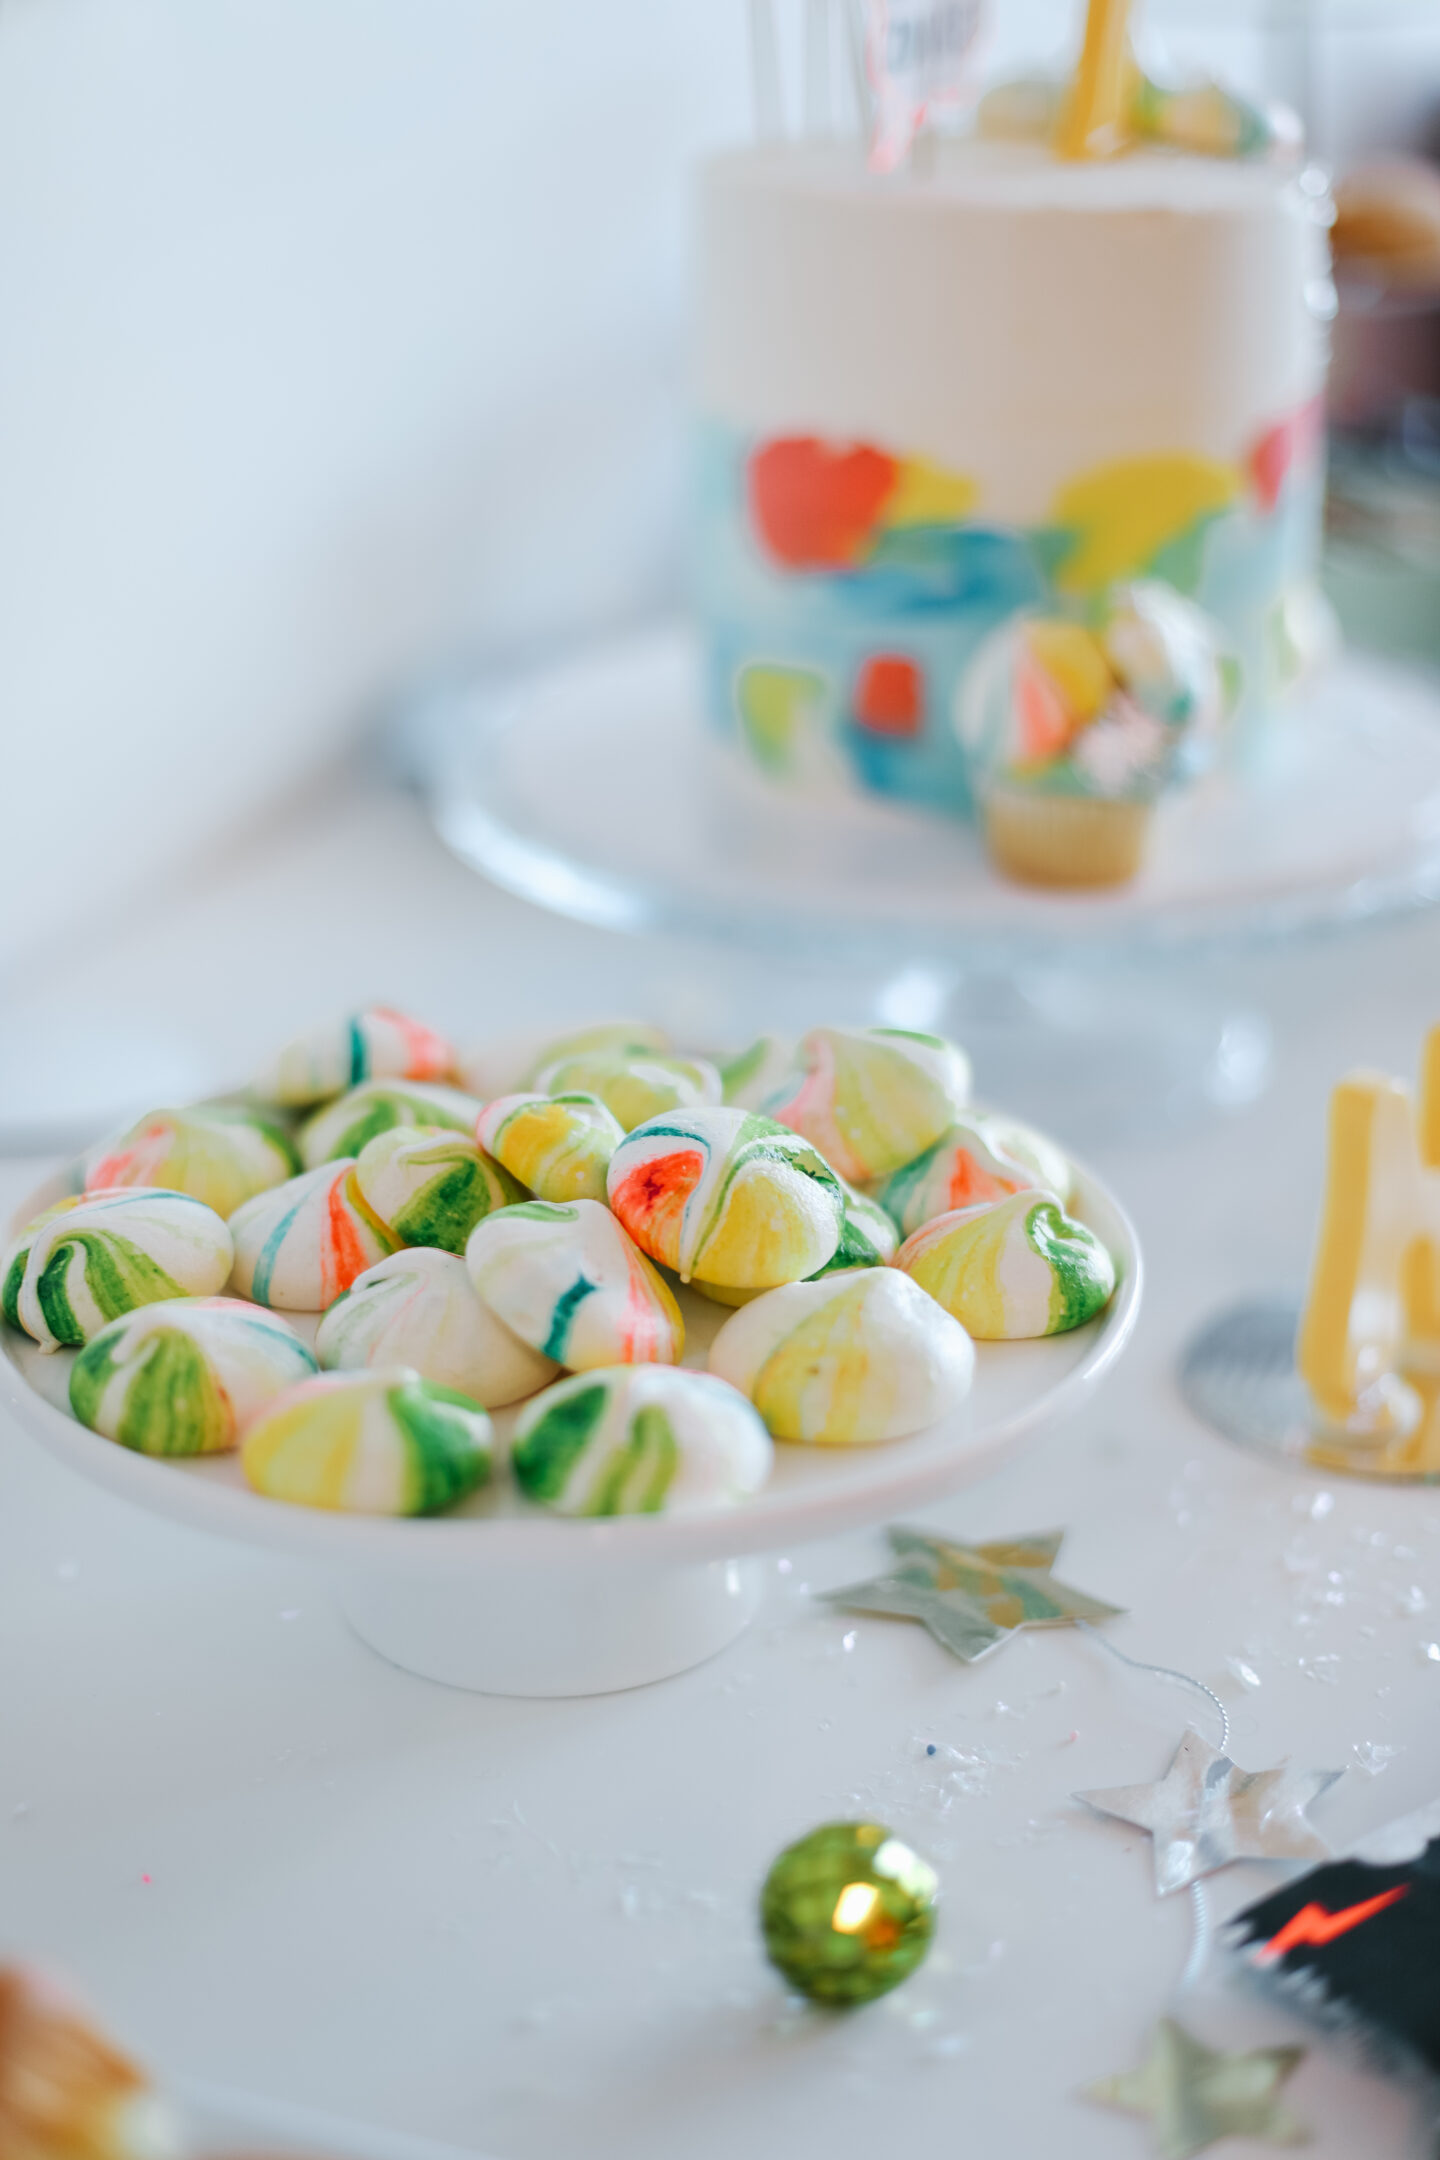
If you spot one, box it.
[1084,2017,1309,2159]
[1077,1727,1342,1896]
[820,1526,1124,1663]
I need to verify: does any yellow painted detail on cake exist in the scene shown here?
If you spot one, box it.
[1051,456,1241,593]
[883,457,980,531]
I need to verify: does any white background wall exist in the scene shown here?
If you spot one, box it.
[1,0,1438,968]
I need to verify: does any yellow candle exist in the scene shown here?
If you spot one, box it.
[1057,0,1136,161]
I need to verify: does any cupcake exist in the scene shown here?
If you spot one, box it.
[956,583,1232,888]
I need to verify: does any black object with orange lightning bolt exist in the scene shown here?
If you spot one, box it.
[1232,1824,1440,2073]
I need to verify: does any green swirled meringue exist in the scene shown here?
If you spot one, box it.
[4,1187,233,1352]
[353,1127,522,1253]
[511,1365,772,1516]
[70,1296,317,1456]
[298,1079,483,1169]
[894,1189,1115,1339]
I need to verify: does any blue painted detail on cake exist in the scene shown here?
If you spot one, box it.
[694,418,1326,816]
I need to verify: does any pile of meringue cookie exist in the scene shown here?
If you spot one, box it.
[0,1009,1118,1520]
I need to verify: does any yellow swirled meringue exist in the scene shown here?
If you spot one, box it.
[690,1174,898,1307]
[532,1050,723,1133]
[708,1268,974,1444]
[353,1127,522,1253]
[465,1199,683,1370]
[607,1107,844,1289]
[317,1247,556,1406]
[476,1091,625,1204]
[761,1026,971,1182]
[512,1365,772,1516]
[83,1102,300,1219]
[242,1367,492,1516]
[894,1189,1115,1339]
[5,1188,234,1352]
[298,1079,484,1169]
[254,1005,457,1108]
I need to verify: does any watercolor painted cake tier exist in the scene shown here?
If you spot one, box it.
[695,138,1332,815]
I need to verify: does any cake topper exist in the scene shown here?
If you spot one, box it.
[1056,0,1134,161]
[863,0,987,172]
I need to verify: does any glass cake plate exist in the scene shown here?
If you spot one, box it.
[405,622,1440,968]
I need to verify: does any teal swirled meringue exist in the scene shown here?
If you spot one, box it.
[512,1365,772,1516]
[254,1005,457,1108]
[317,1248,556,1407]
[69,1296,317,1456]
[298,1079,483,1169]
[227,1160,399,1312]
[4,1188,233,1351]
[465,1199,683,1370]
[353,1127,522,1254]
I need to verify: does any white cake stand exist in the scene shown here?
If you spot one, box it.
[1,1166,1140,1699]
[408,623,1440,966]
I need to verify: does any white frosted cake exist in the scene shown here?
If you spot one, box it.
[695,136,1333,817]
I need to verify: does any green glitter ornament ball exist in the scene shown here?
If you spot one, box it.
[759,1821,938,2006]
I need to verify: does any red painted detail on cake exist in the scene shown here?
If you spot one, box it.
[1014,654,1073,763]
[748,437,898,569]
[854,654,924,736]
[1248,396,1325,513]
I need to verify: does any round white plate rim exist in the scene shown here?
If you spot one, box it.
[415,623,1440,960]
[1,1166,1140,1571]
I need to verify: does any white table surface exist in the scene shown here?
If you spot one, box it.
[4,773,1440,2160]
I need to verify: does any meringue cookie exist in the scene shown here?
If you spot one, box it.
[533,1051,722,1133]
[476,1091,625,1205]
[691,1177,898,1307]
[512,1365,772,1516]
[69,1296,317,1456]
[607,1107,844,1289]
[718,1035,796,1110]
[5,1188,233,1352]
[353,1127,522,1253]
[872,1112,1051,1237]
[242,1367,492,1515]
[298,1079,484,1169]
[520,1020,671,1087]
[254,1005,457,1108]
[2,1197,88,1330]
[458,1021,672,1101]
[708,1269,974,1444]
[84,1102,299,1219]
[316,1247,556,1407]
[466,1199,683,1370]
[762,1026,971,1182]
[227,1159,399,1311]
[894,1189,1116,1338]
